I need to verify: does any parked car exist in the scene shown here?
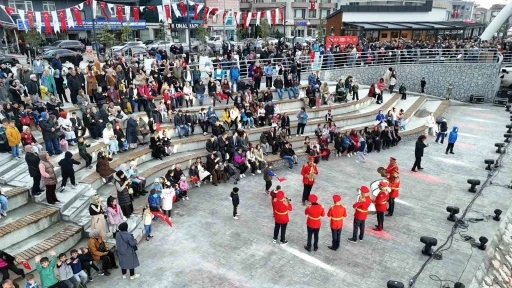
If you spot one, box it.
[38,40,85,54]
[0,53,20,68]
[143,39,158,45]
[42,49,83,65]
[146,40,173,51]
[113,46,148,62]
[111,41,145,52]
[284,36,308,48]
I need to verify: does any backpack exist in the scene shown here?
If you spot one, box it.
[20,115,30,126]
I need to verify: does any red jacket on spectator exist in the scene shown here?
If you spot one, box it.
[353,194,371,221]
[273,191,292,224]
[328,204,347,229]
[137,85,150,98]
[305,204,325,229]
[21,131,36,145]
[350,132,359,149]
[253,66,263,80]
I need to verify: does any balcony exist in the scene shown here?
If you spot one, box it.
[241,1,287,9]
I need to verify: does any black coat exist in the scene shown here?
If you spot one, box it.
[58,151,81,173]
[415,140,427,157]
[0,250,16,266]
[230,192,239,206]
[206,140,219,153]
[39,119,58,140]
[25,152,41,177]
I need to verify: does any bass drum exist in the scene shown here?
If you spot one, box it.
[370,179,381,197]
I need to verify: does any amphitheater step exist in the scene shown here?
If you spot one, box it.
[2,187,30,211]
[0,155,24,176]
[0,203,61,250]
[3,222,83,280]
[61,188,98,222]
[34,184,92,213]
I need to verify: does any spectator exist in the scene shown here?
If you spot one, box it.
[115,222,140,280]
[5,120,20,160]
[56,253,79,288]
[446,126,458,155]
[35,251,68,288]
[193,80,206,106]
[68,249,88,286]
[39,112,61,156]
[38,152,60,204]
[296,108,308,137]
[96,151,115,184]
[0,250,25,283]
[233,148,248,178]
[435,118,448,144]
[174,110,189,139]
[114,170,134,218]
[136,116,151,144]
[106,196,125,238]
[273,75,284,100]
[280,142,298,169]
[87,229,118,276]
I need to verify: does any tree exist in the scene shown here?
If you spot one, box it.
[316,19,326,45]
[270,29,283,39]
[98,24,115,48]
[195,24,209,43]
[24,26,45,50]
[259,19,270,41]
[120,23,133,42]
[236,27,245,42]
[155,21,166,40]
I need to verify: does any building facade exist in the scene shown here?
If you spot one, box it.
[239,0,337,38]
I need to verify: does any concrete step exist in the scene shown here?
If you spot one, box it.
[0,203,61,250]
[0,154,24,175]
[0,163,29,185]
[61,188,97,222]
[2,187,30,211]
[34,184,91,213]
[4,223,83,282]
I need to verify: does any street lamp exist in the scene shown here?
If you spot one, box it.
[306,21,310,37]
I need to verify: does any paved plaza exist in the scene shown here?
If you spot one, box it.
[74,103,512,288]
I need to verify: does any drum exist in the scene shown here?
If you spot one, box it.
[358,185,377,215]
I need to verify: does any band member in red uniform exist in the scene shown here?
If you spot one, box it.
[387,172,400,217]
[385,157,399,182]
[327,194,347,251]
[348,185,372,243]
[304,194,325,252]
[301,157,319,206]
[373,181,389,231]
[273,191,292,245]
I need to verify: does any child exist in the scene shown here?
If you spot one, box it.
[161,130,172,155]
[35,251,69,288]
[69,249,88,287]
[161,182,175,218]
[446,126,458,155]
[78,247,103,281]
[142,204,155,241]
[58,151,81,191]
[59,134,69,152]
[356,134,367,163]
[150,178,164,194]
[25,273,41,288]
[78,136,93,169]
[179,175,189,200]
[21,127,43,153]
[230,187,240,219]
[148,189,161,212]
[5,120,21,160]
[56,253,80,288]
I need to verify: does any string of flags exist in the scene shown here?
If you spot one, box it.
[0,0,288,35]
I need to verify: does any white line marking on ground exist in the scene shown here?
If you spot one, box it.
[281,245,337,272]
[458,132,480,138]
[395,199,413,207]
[469,108,490,111]
[432,156,478,168]
[464,118,498,123]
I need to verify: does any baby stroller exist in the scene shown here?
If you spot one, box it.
[335,87,347,103]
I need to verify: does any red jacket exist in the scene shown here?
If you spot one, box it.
[353,196,372,220]
[305,204,325,228]
[273,199,292,224]
[253,66,263,79]
[386,163,399,182]
[327,204,347,229]
[374,191,389,212]
[350,134,359,149]
[301,164,318,185]
[389,179,400,198]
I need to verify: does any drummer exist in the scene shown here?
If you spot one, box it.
[373,181,389,231]
[385,157,399,182]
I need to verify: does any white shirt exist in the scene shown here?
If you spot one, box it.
[103,128,115,144]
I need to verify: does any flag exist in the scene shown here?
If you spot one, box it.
[202,6,209,24]
[222,10,229,23]
[115,5,123,22]
[99,2,109,20]
[276,177,287,182]
[57,9,67,32]
[124,5,131,22]
[51,10,60,33]
[107,3,115,15]
[20,261,31,270]
[193,3,201,20]
[132,6,140,21]
[72,7,83,26]
[270,9,276,25]
[18,9,26,30]
[310,0,316,10]
[35,12,42,33]
[233,12,239,25]
[171,3,181,17]
[279,7,284,24]
[41,11,52,34]
[66,8,75,28]
[26,11,34,28]
[177,2,187,16]
[163,4,171,20]
[157,5,164,21]
[255,11,261,26]
[242,11,249,29]
[151,211,172,227]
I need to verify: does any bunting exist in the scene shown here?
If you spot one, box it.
[66,8,75,28]
[202,6,209,24]
[164,4,171,20]
[157,5,164,21]
[99,2,109,20]
[243,12,251,29]
[72,7,83,26]
[222,10,229,23]
[92,0,97,19]
[171,3,181,18]
[41,11,52,34]
[177,2,187,16]
[270,9,276,26]
[51,10,60,33]
[279,7,284,24]
[255,11,261,26]
[57,10,67,32]
[193,3,200,20]
[124,5,131,22]
[35,12,42,33]
[233,11,239,26]
[132,6,139,21]
[116,5,124,22]
[18,9,26,30]
[26,11,34,28]
[107,3,115,15]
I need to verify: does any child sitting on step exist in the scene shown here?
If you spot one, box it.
[59,134,69,152]
[179,175,189,201]
[77,247,103,281]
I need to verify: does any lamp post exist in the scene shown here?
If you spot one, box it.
[187,0,192,54]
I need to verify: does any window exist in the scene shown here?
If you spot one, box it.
[294,9,305,19]
[42,1,56,11]
[7,0,33,12]
[321,9,329,18]
[308,9,316,18]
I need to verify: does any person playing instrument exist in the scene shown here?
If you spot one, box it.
[301,157,319,206]
[348,185,372,243]
[304,194,325,252]
[385,157,399,182]
[386,172,400,217]
[328,194,347,251]
[373,181,389,231]
[273,191,292,245]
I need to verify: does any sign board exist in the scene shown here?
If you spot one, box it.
[17,19,146,31]
[170,23,199,29]
[325,36,358,50]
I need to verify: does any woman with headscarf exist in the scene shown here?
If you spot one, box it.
[87,229,118,276]
[114,170,134,218]
[120,162,147,197]
[96,151,115,184]
[45,96,62,116]
[38,151,59,204]
[106,196,124,239]
[103,123,119,154]
[57,111,77,146]
[89,195,107,239]
[115,222,140,280]
[126,114,138,149]
[113,122,128,152]
[40,69,56,100]
[24,145,44,196]
[150,131,166,160]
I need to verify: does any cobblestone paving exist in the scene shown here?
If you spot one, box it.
[87,104,512,288]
